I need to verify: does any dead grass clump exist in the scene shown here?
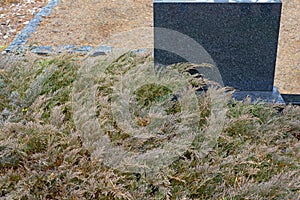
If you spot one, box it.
[0,52,299,199]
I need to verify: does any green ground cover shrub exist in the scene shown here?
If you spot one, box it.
[0,52,299,199]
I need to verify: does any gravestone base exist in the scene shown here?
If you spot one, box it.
[232,86,285,104]
[281,94,300,105]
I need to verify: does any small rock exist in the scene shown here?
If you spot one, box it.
[57,45,76,53]
[134,48,147,54]
[72,46,93,53]
[31,46,53,55]
[90,46,112,57]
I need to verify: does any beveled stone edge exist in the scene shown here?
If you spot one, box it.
[232,86,285,104]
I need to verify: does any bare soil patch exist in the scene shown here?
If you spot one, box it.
[27,0,153,48]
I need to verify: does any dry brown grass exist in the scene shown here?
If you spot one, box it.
[0,51,299,199]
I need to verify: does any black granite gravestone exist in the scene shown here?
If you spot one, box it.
[154,0,284,103]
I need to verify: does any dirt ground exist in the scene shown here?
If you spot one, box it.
[27,0,153,48]
[2,0,299,94]
[275,0,300,94]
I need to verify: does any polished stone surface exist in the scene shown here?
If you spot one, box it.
[154,0,282,96]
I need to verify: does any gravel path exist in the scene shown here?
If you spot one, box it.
[0,0,48,50]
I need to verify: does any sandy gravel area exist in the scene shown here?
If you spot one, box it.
[275,0,300,94]
[27,0,153,48]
